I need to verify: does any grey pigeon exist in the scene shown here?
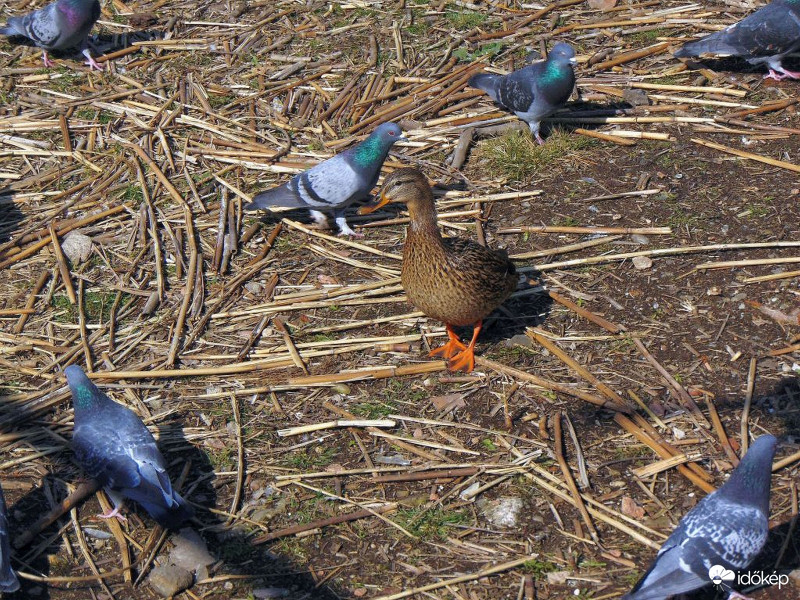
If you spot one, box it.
[469,42,577,144]
[246,122,405,237]
[0,483,19,593]
[623,434,778,600]
[66,366,193,529]
[674,0,800,80]
[0,0,103,70]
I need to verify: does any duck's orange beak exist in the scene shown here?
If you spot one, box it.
[359,190,391,215]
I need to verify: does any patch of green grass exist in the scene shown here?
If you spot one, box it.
[446,10,486,29]
[208,93,236,109]
[283,447,337,469]
[51,291,131,323]
[627,28,667,43]
[121,184,143,203]
[406,21,430,35]
[208,446,233,470]
[481,438,497,451]
[395,507,468,540]
[480,129,598,181]
[452,41,503,62]
[579,558,607,569]
[741,202,770,218]
[553,216,580,227]
[352,399,397,419]
[523,557,559,579]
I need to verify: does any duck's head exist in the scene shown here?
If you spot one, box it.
[359,168,432,214]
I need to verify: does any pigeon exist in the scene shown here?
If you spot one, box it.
[0,0,103,70]
[0,483,19,594]
[246,122,405,237]
[469,42,577,144]
[623,434,778,600]
[674,0,800,81]
[66,365,194,529]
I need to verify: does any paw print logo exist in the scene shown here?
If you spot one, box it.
[708,564,735,585]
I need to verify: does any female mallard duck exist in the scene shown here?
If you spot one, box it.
[361,168,517,372]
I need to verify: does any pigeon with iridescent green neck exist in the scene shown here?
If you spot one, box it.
[0,0,103,70]
[0,483,19,593]
[246,122,405,237]
[674,0,800,81]
[623,434,778,600]
[469,42,576,144]
[66,365,193,529]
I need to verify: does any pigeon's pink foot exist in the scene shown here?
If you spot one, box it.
[42,51,54,68]
[82,49,104,71]
[535,133,545,145]
[96,505,127,522]
[765,69,787,81]
[338,230,365,238]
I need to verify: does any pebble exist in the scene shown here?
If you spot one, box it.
[61,231,93,264]
[169,528,215,574]
[477,496,524,528]
[148,564,193,597]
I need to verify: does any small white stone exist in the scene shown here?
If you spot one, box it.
[61,231,93,264]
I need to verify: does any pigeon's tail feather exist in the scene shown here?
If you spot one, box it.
[136,491,194,529]
[246,183,305,210]
[469,73,501,102]
[675,36,740,58]
[0,23,22,37]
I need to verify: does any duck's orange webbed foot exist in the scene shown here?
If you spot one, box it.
[445,321,482,373]
[448,347,476,373]
[429,325,467,360]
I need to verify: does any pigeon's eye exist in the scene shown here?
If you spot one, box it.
[389,131,396,136]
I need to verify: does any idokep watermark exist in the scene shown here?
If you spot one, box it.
[708,564,789,591]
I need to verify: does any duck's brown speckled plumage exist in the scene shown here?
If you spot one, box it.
[362,168,517,371]
[403,233,517,327]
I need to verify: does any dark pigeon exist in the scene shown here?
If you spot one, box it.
[469,42,577,144]
[0,483,19,593]
[66,365,193,529]
[623,434,778,600]
[0,0,103,70]
[674,0,800,80]
[246,122,405,237]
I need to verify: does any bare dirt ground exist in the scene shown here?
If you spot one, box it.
[0,1,798,599]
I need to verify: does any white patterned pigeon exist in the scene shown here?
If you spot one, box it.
[623,434,778,600]
[246,122,405,237]
[66,366,194,529]
[674,0,800,81]
[469,42,577,144]
[0,0,103,70]
[0,483,19,593]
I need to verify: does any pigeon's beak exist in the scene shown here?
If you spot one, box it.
[569,57,578,65]
[397,135,408,143]
[359,190,391,215]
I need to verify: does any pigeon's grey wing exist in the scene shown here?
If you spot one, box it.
[72,420,143,489]
[248,154,364,210]
[623,541,708,599]
[0,487,20,593]
[298,156,366,207]
[682,499,768,568]
[495,66,536,113]
[676,2,800,58]
[14,4,62,48]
